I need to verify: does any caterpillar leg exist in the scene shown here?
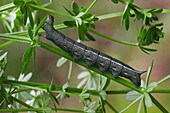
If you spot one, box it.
[108,69,119,79]
[95,53,111,74]
[83,47,99,68]
[98,66,107,74]
[72,42,86,62]
[72,54,81,62]
[85,60,94,68]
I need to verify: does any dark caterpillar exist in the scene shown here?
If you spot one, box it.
[41,14,146,87]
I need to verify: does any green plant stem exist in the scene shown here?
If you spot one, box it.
[143,98,147,113]
[4,79,160,97]
[106,89,170,94]
[11,88,32,94]
[157,74,170,85]
[162,9,170,13]
[149,94,168,113]
[0,3,15,12]
[11,96,33,108]
[118,0,127,5]
[85,0,98,14]
[151,89,170,93]
[105,100,118,113]
[2,79,100,95]
[0,40,14,49]
[0,34,31,43]
[106,90,131,94]
[0,108,84,112]
[145,60,153,87]
[87,28,138,46]
[29,4,74,19]
[97,12,123,20]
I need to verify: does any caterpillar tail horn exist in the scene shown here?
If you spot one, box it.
[139,71,147,74]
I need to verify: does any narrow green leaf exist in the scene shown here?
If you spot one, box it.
[77,78,88,88]
[111,0,118,4]
[22,61,30,74]
[50,92,59,105]
[145,60,153,87]
[7,76,15,80]
[77,71,89,79]
[13,0,24,6]
[63,6,75,16]
[81,85,88,94]
[20,91,33,100]
[137,96,144,113]
[27,7,34,29]
[28,27,33,41]
[63,21,76,27]
[15,94,22,109]
[49,74,55,91]
[20,3,26,14]
[147,82,157,92]
[35,15,48,36]
[22,46,33,73]
[62,81,69,91]
[67,61,72,80]
[56,57,67,67]
[36,17,40,27]
[125,91,142,100]
[72,1,79,15]
[142,47,157,52]
[23,8,27,25]
[86,33,96,41]
[144,93,152,108]
[152,8,163,13]
[138,46,150,55]
[79,13,91,19]
[88,101,96,110]
[125,16,130,30]
[78,24,85,41]
[122,4,130,19]
[32,47,36,72]
[22,46,33,63]
[49,93,57,112]
[0,52,8,61]
[102,78,110,90]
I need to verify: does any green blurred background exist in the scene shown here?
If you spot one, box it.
[0,0,170,112]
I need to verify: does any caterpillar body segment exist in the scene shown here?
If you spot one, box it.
[42,14,146,87]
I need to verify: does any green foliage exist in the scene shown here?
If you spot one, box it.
[35,15,48,36]
[138,23,164,46]
[111,0,119,4]
[13,0,39,27]
[0,0,170,113]
[64,1,98,41]
[0,52,7,78]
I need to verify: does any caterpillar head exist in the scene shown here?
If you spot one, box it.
[132,71,146,87]
[41,14,54,30]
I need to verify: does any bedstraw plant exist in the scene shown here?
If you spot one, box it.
[0,0,170,113]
